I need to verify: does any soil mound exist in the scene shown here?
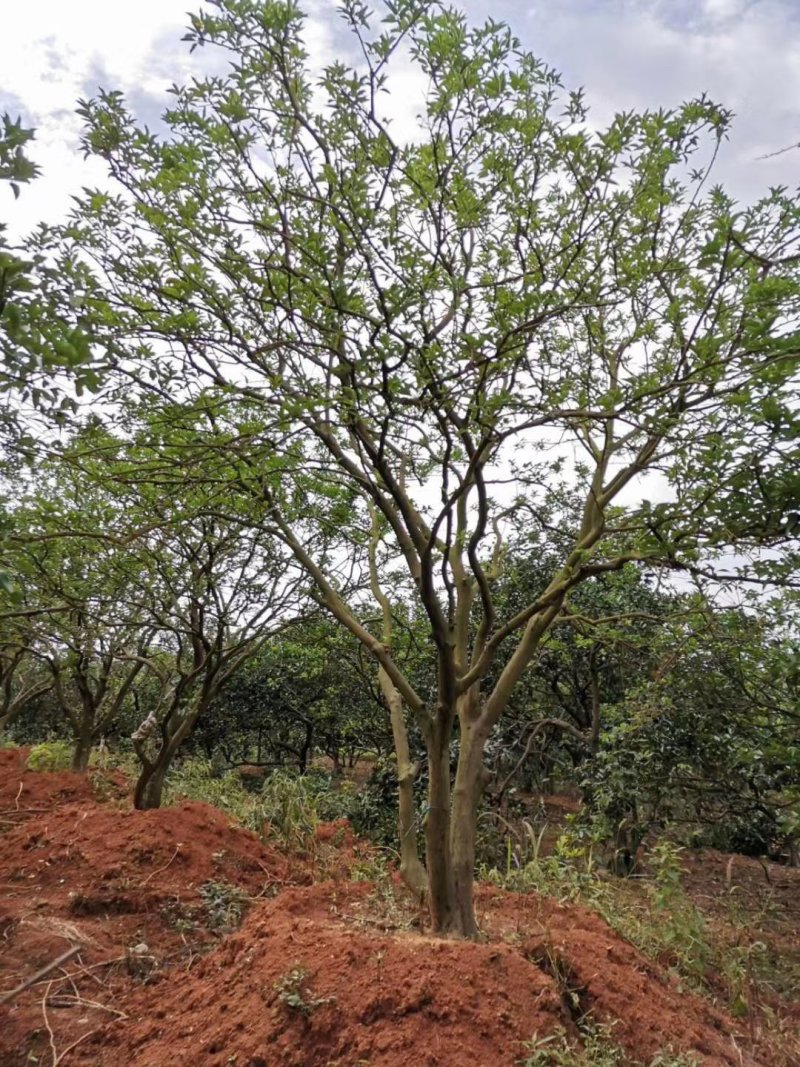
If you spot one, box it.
[0,799,294,905]
[64,882,762,1067]
[73,883,571,1067]
[0,746,96,810]
[0,772,785,1067]
[483,887,755,1066]
[0,794,304,1066]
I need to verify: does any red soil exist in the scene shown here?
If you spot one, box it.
[0,762,788,1067]
[0,745,97,810]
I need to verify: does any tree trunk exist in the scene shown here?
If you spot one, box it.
[381,671,427,898]
[424,725,459,934]
[450,719,486,939]
[134,760,169,810]
[299,722,313,775]
[71,732,93,773]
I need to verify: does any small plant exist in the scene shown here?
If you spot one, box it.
[273,965,334,1016]
[198,880,250,932]
[25,740,73,772]
[648,841,710,981]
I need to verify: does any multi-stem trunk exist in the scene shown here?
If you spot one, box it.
[422,693,490,939]
[134,758,170,810]
[379,667,427,898]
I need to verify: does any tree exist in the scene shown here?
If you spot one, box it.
[128,510,306,809]
[0,626,52,740]
[6,465,156,770]
[38,1,800,934]
[197,614,391,772]
[578,606,800,865]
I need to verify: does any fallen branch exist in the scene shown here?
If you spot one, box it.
[140,842,183,887]
[0,945,81,1006]
[54,1028,98,1066]
[0,806,51,816]
[45,994,127,1019]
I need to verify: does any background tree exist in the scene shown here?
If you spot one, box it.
[8,468,155,770]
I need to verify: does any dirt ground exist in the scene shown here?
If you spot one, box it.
[1,747,798,1067]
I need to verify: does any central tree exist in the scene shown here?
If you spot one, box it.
[40,0,799,934]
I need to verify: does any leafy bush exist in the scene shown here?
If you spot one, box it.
[347,756,405,847]
[25,740,73,772]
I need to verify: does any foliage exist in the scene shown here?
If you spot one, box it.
[256,766,371,848]
[258,768,321,849]
[193,617,389,772]
[349,755,414,848]
[165,757,259,826]
[6,0,800,933]
[25,739,73,772]
[648,841,710,981]
[574,610,799,861]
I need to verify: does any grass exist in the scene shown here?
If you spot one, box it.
[521,1025,700,1066]
[485,831,796,1039]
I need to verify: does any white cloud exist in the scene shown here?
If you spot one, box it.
[3,0,799,236]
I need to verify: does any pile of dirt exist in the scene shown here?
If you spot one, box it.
[64,880,763,1067]
[71,883,568,1067]
[0,799,297,905]
[483,887,754,1066]
[0,746,97,811]
[0,770,788,1067]
[0,792,307,1066]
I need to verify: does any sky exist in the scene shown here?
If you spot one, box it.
[2,0,800,237]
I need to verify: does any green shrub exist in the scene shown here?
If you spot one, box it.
[348,755,419,848]
[648,841,711,981]
[26,740,73,772]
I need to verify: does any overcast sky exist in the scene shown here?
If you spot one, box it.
[2,0,799,234]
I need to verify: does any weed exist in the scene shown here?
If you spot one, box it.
[273,966,334,1016]
[166,758,258,826]
[521,1025,700,1066]
[198,880,250,932]
[258,770,320,849]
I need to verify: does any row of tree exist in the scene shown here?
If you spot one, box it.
[2,426,797,866]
